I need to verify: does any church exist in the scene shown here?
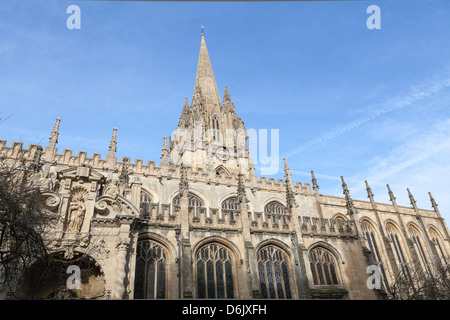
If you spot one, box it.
[2,32,449,300]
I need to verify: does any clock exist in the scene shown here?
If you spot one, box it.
[215,146,230,163]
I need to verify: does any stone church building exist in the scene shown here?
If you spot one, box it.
[2,32,449,300]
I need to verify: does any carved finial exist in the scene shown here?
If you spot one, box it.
[407,188,418,211]
[118,157,130,193]
[48,117,61,148]
[108,127,117,155]
[160,136,169,166]
[428,192,441,218]
[365,180,374,199]
[341,176,355,215]
[179,165,189,197]
[311,170,319,192]
[237,173,249,204]
[386,184,396,202]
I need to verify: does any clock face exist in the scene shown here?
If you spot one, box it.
[215,146,230,163]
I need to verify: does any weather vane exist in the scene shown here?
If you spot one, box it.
[201,25,204,34]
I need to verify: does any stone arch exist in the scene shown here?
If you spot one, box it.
[168,188,209,208]
[332,213,348,221]
[133,233,174,299]
[254,239,296,299]
[307,242,344,288]
[140,185,159,204]
[262,197,287,209]
[214,165,230,177]
[15,251,105,299]
[192,236,242,299]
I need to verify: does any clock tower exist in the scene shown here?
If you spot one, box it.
[168,31,255,178]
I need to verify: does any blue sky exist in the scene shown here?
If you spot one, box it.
[1,0,450,223]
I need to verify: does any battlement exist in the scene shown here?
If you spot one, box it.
[0,139,313,194]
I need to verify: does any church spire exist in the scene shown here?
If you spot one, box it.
[193,31,221,112]
[48,117,61,149]
[108,127,117,157]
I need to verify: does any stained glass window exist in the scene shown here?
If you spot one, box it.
[309,247,340,286]
[195,243,235,299]
[134,240,167,299]
[361,221,389,290]
[222,197,240,221]
[140,191,152,216]
[387,224,414,288]
[173,193,204,207]
[264,201,288,225]
[257,245,292,299]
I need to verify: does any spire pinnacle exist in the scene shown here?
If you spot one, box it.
[49,117,61,148]
[407,188,418,211]
[311,170,319,193]
[341,176,355,215]
[365,180,374,199]
[193,32,221,112]
[108,127,117,155]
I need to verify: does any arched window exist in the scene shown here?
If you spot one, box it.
[195,243,235,299]
[212,117,220,140]
[429,227,447,262]
[264,201,288,225]
[257,245,293,299]
[309,247,340,286]
[386,224,414,287]
[361,221,389,290]
[215,166,229,176]
[140,191,152,216]
[409,226,429,270]
[222,197,240,221]
[173,193,204,207]
[134,240,167,299]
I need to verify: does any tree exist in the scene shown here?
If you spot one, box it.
[0,148,51,297]
[387,258,450,300]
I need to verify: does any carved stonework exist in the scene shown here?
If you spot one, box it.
[66,186,88,232]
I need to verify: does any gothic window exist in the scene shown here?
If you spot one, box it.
[215,166,229,176]
[429,227,447,262]
[212,117,220,140]
[386,224,414,287]
[257,245,293,299]
[309,247,340,286]
[361,221,389,290]
[222,197,240,221]
[140,191,152,216]
[409,226,429,270]
[264,201,288,225]
[134,240,167,299]
[173,193,204,207]
[195,243,235,299]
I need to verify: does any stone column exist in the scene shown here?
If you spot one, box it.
[180,195,193,298]
[112,219,132,299]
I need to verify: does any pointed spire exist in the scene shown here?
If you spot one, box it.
[160,136,169,166]
[283,157,292,180]
[311,170,319,193]
[178,98,190,128]
[341,176,355,215]
[223,86,236,114]
[283,158,297,209]
[48,117,61,149]
[386,184,396,203]
[365,180,374,199]
[429,192,442,218]
[108,127,117,156]
[407,188,419,211]
[193,32,221,112]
